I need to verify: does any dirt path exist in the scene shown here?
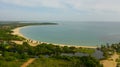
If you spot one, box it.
[100,52,119,67]
[21,58,35,67]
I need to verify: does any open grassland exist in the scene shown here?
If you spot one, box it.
[0,60,27,67]
[28,58,73,67]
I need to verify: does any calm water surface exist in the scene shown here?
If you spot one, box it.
[61,50,104,59]
[20,22,120,46]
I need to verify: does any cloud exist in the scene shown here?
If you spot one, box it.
[1,0,120,21]
[64,0,120,13]
[0,0,66,8]
[1,0,120,12]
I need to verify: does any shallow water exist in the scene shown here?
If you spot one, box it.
[20,22,120,46]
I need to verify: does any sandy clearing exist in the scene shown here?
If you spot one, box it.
[100,52,119,67]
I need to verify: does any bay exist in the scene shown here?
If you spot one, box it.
[20,22,120,46]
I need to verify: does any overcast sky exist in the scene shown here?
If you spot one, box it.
[0,0,120,21]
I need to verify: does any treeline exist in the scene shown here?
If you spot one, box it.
[0,42,95,58]
[0,42,102,67]
[0,21,58,29]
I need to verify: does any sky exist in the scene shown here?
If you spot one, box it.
[0,0,120,21]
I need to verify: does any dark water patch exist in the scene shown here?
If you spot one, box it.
[61,50,104,59]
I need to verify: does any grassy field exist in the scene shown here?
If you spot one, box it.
[75,48,95,54]
[0,60,26,67]
[28,58,74,67]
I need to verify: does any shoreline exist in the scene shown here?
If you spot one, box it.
[12,27,28,39]
[12,26,97,48]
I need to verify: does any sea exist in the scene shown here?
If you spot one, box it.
[20,21,120,46]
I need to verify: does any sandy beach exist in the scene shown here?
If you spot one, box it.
[12,27,28,39]
[12,26,97,48]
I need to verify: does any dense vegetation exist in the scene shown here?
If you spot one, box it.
[0,22,102,67]
[28,56,102,67]
[100,43,120,59]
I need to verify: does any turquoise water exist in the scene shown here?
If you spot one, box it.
[20,22,120,46]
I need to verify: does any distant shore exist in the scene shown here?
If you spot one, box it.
[12,26,97,48]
